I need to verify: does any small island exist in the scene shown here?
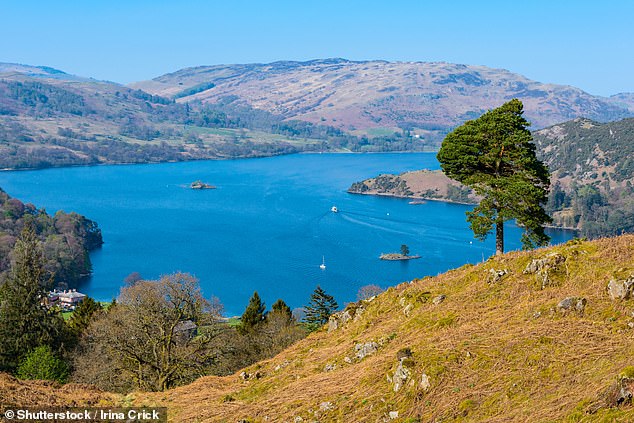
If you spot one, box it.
[190,180,216,190]
[379,244,421,261]
[379,253,421,261]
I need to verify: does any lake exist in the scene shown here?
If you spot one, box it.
[0,153,575,315]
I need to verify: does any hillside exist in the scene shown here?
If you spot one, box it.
[0,188,102,286]
[132,59,634,141]
[3,235,634,421]
[0,68,318,169]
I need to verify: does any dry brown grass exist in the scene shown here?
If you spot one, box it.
[0,373,119,408]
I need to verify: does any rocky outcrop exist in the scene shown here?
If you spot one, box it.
[328,299,373,332]
[523,253,567,288]
[557,297,587,315]
[432,295,446,305]
[590,375,634,413]
[388,348,415,392]
[488,268,509,283]
[607,274,634,300]
[355,342,379,360]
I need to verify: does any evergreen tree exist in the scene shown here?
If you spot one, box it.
[0,224,67,372]
[68,297,103,336]
[437,99,551,254]
[303,286,338,326]
[271,298,293,321]
[16,345,69,383]
[238,291,266,334]
[400,244,410,256]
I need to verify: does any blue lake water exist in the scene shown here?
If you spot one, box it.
[0,153,575,315]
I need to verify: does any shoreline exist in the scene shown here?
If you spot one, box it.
[0,150,438,173]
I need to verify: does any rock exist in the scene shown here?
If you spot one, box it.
[355,342,379,360]
[523,253,566,288]
[239,371,249,380]
[432,294,446,305]
[628,322,634,329]
[403,304,413,316]
[323,363,336,372]
[344,356,352,364]
[389,411,399,419]
[488,268,509,283]
[328,304,365,331]
[328,309,352,331]
[320,401,334,411]
[607,276,634,300]
[392,360,412,392]
[420,373,431,391]
[396,348,413,361]
[557,297,587,315]
[601,377,634,408]
[294,417,303,423]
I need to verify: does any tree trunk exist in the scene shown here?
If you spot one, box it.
[495,218,504,255]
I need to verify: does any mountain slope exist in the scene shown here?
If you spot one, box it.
[0,69,316,169]
[132,59,634,139]
[128,235,634,422]
[534,117,634,236]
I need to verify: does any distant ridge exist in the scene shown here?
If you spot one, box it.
[132,58,634,136]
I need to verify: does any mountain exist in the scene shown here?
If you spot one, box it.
[3,235,634,421]
[3,59,634,170]
[132,58,634,140]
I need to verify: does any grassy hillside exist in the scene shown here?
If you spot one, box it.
[6,236,631,421]
[0,240,634,422]
[127,235,634,422]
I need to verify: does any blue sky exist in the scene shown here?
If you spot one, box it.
[1,0,632,96]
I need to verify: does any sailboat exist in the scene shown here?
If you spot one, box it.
[320,256,326,270]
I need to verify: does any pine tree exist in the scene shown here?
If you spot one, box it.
[437,99,551,254]
[304,286,338,326]
[0,224,67,372]
[238,291,266,334]
[68,296,103,336]
[271,298,293,321]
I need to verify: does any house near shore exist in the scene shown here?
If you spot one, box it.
[49,289,87,306]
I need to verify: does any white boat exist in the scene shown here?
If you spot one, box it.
[320,256,326,270]
[331,206,338,213]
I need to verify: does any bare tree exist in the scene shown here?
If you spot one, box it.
[72,272,223,392]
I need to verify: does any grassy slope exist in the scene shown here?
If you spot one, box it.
[130,235,634,422]
[2,235,633,422]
